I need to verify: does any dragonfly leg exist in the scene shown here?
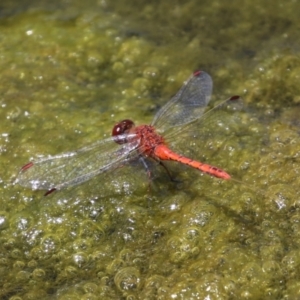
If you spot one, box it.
[140,156,180,183]
[158,161,181,183]
[139,156,152,180]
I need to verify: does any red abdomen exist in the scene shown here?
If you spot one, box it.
[153,144,231,180]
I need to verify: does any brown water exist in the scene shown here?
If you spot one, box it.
[1,0,300,299]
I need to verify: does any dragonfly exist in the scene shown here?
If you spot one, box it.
[15,71,240,196]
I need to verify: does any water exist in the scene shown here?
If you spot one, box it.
[1,0,300,299]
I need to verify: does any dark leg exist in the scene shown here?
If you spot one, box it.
[139,156,180,183]
[139,156,152,179]
[158,161,180,182]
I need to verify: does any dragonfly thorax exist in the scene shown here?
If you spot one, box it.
[134,125,165,157]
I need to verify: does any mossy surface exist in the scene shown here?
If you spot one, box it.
[1,0,300,299]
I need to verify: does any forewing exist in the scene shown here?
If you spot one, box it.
[151,71,212,133]
[164,96,245,162]
[15,134,140,191]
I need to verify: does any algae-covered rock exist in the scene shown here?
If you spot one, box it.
[1,0,300,299]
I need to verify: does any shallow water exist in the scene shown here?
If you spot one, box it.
[1,0,300,299]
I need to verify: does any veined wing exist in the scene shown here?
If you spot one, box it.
[15,133,140,193]
[164,95,244,159]
[151,71,212,134]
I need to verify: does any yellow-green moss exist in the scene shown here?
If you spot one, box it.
[0,0,300,299]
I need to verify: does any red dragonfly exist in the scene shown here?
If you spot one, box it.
[16,71,240,196]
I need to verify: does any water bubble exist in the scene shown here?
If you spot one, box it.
[114,267,141,292]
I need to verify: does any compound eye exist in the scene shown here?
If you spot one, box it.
[112,119,135,144]
[112,119,135,136]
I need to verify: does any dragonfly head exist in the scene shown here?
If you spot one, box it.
[112,119,135,144]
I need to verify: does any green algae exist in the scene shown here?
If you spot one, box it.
[1,0,300,299]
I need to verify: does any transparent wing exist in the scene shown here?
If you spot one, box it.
[151,71,212,134]
[164,95,245,166]
[15,134,140,192]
